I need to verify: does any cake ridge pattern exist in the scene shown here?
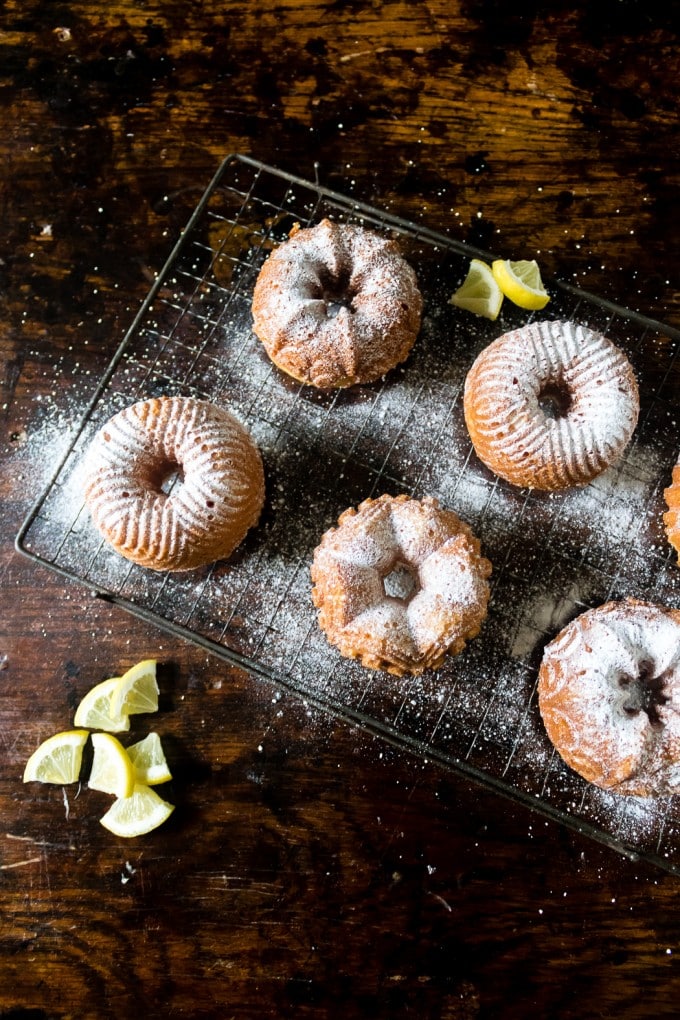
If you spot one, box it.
[463,320,640,490]
[83,396,265,571]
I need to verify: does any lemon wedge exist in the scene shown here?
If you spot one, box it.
[88,732,135,798]
[110,659,159,720]
[491,258,550,310]
[74,677,131,732]
[126,732,172,786]
[23,729,89,785]
[449,258,503,320]
[99,783,175,837]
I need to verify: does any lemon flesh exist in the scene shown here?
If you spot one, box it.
[449,259,503,320]
[110,659,159,719]
[88,732,135,798]
[99,784,175,837]
[126,732,172,786]
[74,677,130,732]
[23,730,90,785]
[491,258,550,310]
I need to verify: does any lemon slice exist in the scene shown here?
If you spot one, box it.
[99,783,175,837]
[110,659,159,720]
[491,258,550,310]
[73,677,131,732]
[23,729,89,785]
[449,259,503,320]
[88,732,135,798]
[126,732,172,786]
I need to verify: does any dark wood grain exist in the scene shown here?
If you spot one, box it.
[2,2,680,1018]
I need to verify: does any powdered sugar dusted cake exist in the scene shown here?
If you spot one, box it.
[310,494,492,676]
[463,320,640,490]
[83,396,265,572]
[252,218,423,389]
[538,599,680,796]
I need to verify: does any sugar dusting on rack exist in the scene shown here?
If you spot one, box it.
[15,154,680,875]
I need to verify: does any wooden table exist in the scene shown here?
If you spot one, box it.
[2,3,679,1017]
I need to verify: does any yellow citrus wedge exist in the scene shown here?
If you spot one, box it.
[449,258,504,320]
[110,659,159,720]
[23,729,89,785]
[88,732,135,799]
[73,677,130,732]
[491,258,550,310]
[126,732,172,786]
[99,783,175,838]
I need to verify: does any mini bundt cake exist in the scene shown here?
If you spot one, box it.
[663,460,680,562]
[310,493,491,676]
[252,218,423,389]
[538,599,680,796]
[83,395,265,571]
[463,320,639,490]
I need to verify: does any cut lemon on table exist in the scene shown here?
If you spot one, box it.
[491,258,550,310]
[88,732,135,798]
[449,258,503,320]
[99,783,175,837]
[23,729,89,785]
[73,677,130,732]
[109,659,159,720]
[126,732,172,786]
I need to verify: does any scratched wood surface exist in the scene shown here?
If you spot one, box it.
[1,2,679,1018]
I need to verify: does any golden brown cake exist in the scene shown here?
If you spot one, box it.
[310,494,492,676]
[663,461,680,562]
[252,218,422,389]
[538,599,680,796]
[83,396,265,571]
[463,320,639,490]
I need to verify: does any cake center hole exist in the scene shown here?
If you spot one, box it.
[538,377,572,419]
[156,459,184,495]
[618,660,669,729]
[317,265,355,318]
[383,561,417,603]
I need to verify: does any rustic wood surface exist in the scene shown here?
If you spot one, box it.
[1,2,679,1017]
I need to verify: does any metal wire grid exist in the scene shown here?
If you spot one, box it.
[16,154,680,874]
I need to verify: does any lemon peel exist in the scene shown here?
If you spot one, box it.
[491,258,550,310]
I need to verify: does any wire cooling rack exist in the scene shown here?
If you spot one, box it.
[16,154,680,874]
